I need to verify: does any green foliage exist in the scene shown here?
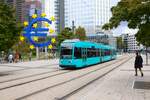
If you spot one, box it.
[57,27,87,46]
[136,23,150,46]
[0,0,5,3]
[102,0,150,46]
[57,27,75,46]
[75,26,87,40]
[12,41,30,54]
[117,37,124,50]
[0,2,22,52]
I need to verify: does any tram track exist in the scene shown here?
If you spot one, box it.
[59,57,132,100]
[15,56,130,100]
[0,69,60,84]
[0,63,58,69]
[0,64,59,74]
[0,69,71,91]
[0,58,124,92]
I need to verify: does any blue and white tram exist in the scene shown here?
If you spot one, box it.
[59,39,116,68]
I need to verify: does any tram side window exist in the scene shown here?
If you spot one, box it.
[87,48,97,57]
[92,48,96,57]
[95,49,99,57]
[104,49,111,56]
[74,47,81,59]
[60,47,72,59]
[96,49,99,56]
[101,49,104,56]
[87,48,92,57]
[99,49,101,56]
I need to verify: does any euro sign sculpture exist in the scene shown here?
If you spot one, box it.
[21,13,56,49]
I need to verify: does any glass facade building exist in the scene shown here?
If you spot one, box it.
[43,0,64,33]
[65,0,113,34]
[43,0,56,31]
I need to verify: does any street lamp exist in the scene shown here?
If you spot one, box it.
[72,20,76,34]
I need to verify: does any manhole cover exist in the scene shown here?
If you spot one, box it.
[133,81,150,90]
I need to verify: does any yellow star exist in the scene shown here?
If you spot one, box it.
[32,14,37,19]
[30,45,35,49]
[51,38,56,43]
[48,44,53,49]
[23,21,28,27]
[41,13,46,17]
[50,16,55,21]
[44,22,49,27]
[20,36,25,41]
[32,23,38,28]
[49,28,55,34]
[33,37,38,41]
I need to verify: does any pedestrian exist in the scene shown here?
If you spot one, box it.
[29,52,32,61]
[14,52,19,63]
[134,52,144,77]
[8,54,13,63]
[19,53,22,62]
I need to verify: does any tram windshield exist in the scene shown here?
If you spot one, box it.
[60,47,72,59]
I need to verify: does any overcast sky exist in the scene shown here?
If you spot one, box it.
[112,22,138,36]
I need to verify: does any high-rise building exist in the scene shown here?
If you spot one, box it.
[43,0,64,33]
[3,0,23,23]
[24,0,42,22]
[58,0,65,32]
[64,0,113,34]
[15,0,25,23]
[4,0,42,23]
[5,0,15,6]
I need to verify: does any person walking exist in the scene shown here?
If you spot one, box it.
[14,52,19,63]
[134,52,144,77]
[19,53,22,62]
[8,54,13,63]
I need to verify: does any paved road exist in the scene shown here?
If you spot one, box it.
[68,54,150,100]
[0,55,149,100]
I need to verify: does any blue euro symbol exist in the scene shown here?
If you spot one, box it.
[23,17,52,47]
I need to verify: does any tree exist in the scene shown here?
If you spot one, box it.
[116,37,124,52]
[12,41,30,54]
[0,2,22,52]
[75,26,87,40]
[102,0,150,64]
[102,0,150,46]
[57,27,75,46]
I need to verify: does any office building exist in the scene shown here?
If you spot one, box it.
[15,0,25,23]
[4,0,15,6]
[42,0,64,33]
[127,34,143,52]
[87,32,116,48]
[24,0,42,22]
[64,0,113,34]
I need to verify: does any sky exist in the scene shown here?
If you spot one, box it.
[112,22,138,36]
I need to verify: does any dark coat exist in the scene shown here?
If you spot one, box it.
[134,55,143,68]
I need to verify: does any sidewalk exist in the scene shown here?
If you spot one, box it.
[77,54,150,100]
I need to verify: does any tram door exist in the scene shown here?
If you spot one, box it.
[81,48,87,66]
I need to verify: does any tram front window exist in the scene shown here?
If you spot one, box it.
[60,47,72,59]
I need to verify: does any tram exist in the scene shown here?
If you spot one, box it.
[59,39,116,68]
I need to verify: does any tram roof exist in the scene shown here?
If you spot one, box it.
[62,39,115,49]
